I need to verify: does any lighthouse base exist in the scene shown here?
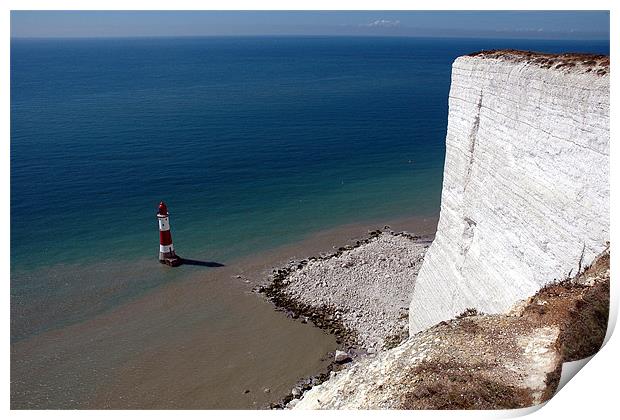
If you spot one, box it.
[159,251,182,267]
[161,257,182,267]
[160,256,182,267]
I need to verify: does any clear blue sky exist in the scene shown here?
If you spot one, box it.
[10,11,610,40]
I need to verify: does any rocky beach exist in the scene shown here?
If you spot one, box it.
[260,230,432,351]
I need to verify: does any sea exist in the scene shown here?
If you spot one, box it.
[10,36,609,408]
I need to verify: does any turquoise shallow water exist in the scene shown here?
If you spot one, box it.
[11,36,609,340]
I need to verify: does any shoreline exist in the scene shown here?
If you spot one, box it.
[254,225,435,408]
[224,213,438,285]
[257,229,434,348]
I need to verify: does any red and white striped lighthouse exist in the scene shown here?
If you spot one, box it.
[157,201,181,266]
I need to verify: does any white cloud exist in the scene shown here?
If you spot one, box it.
[363,19,401,28]
[495,27,546,33]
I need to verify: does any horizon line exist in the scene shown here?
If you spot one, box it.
[9,33,611,42]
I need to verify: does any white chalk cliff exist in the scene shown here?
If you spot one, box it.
[409,51,610,334]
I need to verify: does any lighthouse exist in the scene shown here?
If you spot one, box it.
[157,201,181,267]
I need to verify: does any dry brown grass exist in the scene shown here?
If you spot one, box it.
[401,361,534,410]
[466,49,609,74]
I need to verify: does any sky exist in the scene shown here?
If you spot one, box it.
[10,11,610,40]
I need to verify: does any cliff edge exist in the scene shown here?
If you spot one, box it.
[409,51,609,334]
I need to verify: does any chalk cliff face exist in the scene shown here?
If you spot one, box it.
[409,52,610,334]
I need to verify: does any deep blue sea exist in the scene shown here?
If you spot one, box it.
[11,36,609,340]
